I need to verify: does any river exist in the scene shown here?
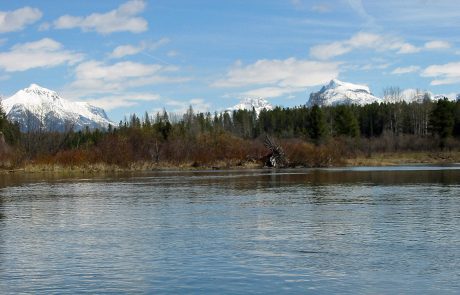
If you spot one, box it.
[1,166,459,294]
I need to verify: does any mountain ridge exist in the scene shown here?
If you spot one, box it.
[1,84,114,132]
[307,79,381,106]
[308,79,458,107]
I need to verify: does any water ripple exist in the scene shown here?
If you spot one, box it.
[0,167,459,294]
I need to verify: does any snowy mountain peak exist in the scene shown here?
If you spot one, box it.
[24,84,60,100]
[2,84,114,132]
[227,97,273,115]
[325,79,371,93]
[327,79,344,89]
[28,83,49,91]
[308,79,380,106]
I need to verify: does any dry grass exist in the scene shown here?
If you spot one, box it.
[345,151,460,166]
[2,158,264,174]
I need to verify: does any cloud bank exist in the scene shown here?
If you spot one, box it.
[54,0,148,34]
[0,38,83,72]
[0,7,42,33]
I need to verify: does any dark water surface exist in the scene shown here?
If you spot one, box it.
[1,166,459,294]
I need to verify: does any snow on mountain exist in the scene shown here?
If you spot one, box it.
[402,89,436,103]
[432,93,457,102]
[391,89,457,103]
[226,97,273,114]
[307,79,458,107]
[1,84,114,131]
[307,79,381,107]
[382,89,429,103]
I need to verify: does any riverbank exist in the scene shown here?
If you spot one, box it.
[0,159,263,174]
[345,151,460,166]
[1,151,459,175]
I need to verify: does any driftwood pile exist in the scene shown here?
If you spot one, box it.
[263,136,288,168]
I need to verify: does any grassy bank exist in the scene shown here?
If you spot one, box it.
[0,159,262,174]
[1,150,459,175]
[345,151,460,166]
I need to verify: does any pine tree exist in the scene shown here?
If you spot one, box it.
[333,105,359,137]
[429,98,455,148]
[309,105,327,144]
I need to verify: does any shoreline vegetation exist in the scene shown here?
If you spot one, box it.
[1,97,460,174]
[1,151,459,175]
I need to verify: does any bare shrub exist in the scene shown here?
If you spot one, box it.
[282,139,344,167]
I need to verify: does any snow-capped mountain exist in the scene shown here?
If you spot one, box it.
[384,89,457,103]
[226,97,273,115]
[307,80,458,107]
[382,89,429,103]
[1,84,114,132]
[308,79,381,106]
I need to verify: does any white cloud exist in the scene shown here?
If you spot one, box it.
[0,7,42,33]
[0,38,83,72]
[213,58,339,99]
[424,40,451,50]
[54,0,147,34]
[391,65,420,75]
[110,44,143,59]
[310,41,351,60]
[69,60,186,94]
[422,62,460,85]
[347,32,382,47]
[242,87,305,99]
[84,93,161,111]
[109,38,170,59]
[397,43,421,54]
[65,59,190,109]
[166,98,211,114]
[310,32,421,60]
[75,61,164,81]
[213,58,340,88]
[63,59,189,111]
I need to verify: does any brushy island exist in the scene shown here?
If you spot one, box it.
[1,98,460,173]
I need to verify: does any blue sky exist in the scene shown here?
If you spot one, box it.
[0,0,459,121]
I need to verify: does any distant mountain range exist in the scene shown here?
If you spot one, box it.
[231,79,458,113]
[226,97,273,114]
[307,79,457,107]
[1,84,114,132]
[1,81,458,132]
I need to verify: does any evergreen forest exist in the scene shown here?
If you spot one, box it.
[1,98,460,169]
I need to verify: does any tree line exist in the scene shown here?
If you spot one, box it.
[1,97,459,169]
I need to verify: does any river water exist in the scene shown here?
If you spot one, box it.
[0,167,459,294]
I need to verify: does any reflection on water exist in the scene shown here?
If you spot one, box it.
[0,166,459,294]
